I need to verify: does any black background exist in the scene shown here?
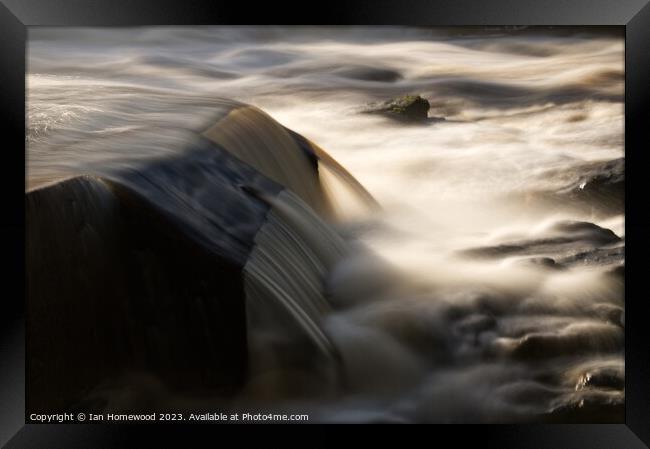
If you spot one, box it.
[1,0,648,446]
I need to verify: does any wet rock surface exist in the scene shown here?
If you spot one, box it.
[365,95,432,122]
[543,395,624,423]
[334,65,402,82]
[557,158,624,198]
[576,365,624,391]
[520,158,624,216]
[458,220,622,267]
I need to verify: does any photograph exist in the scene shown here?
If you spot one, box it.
[24,25,626,424]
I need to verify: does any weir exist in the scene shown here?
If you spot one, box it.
[244,190,349,377]
[25,100,377,412]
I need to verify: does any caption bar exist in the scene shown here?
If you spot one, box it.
[28,412,310,423]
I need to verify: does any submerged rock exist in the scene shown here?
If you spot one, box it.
[505,158,624,218]
[536,158,624,215]
[334,65,402,82]
[458,220,622,265]
[562,158,624,197]
[365,95,431,122]
[556,244,624,268]
[508,324,623,361]
[552,158,624,214]
[515,256,564,271]
[543,394,624,423]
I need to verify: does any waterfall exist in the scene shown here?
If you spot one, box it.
[244,190,348,378]
[25,98,377,412]
[203,106,331,217]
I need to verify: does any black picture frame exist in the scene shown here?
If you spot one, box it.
[1,0,648,446]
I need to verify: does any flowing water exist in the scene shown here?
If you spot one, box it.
[27,26,624,422]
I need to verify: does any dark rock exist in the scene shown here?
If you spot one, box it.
[543,395,624,423]
[548,220,621,245]
[507,158,624,217]
[365,95,431,122]
[458,220,621,263]
[556,245,624,268]
[566,158,624,198]
[576,366,624,391]
[548,158,624,215]
[509,325,623,360]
